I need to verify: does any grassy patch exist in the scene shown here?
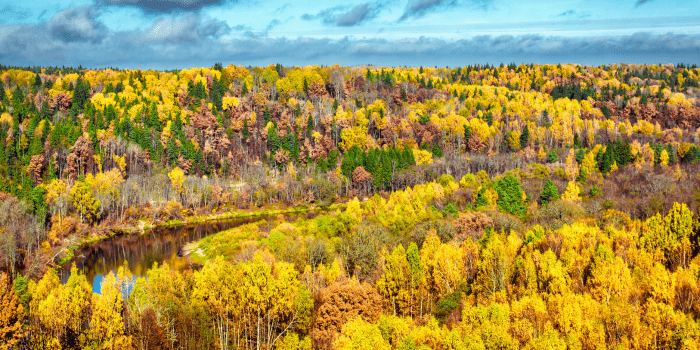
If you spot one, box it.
[190,220,265,264]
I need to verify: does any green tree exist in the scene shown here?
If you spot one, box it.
[494,174,526,217]
[540,179,559,205]
[242,118,250,142]
[307,114,314,138]
[520,125,530,147]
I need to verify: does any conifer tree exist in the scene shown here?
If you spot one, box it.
[494,174,526,217]
[264,106,271,125]
[540,179,559,205]
[520,125,530,147]
[268,123,281,154]
[307,114,314,138]
[242,118,250,141]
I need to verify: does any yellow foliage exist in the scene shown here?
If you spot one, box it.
[222,96,240,110]
[660,149,669,167]
[0,112,11,127]
[413,149,433,165]
[339,126,368,151]
[169,167,186,196]
[112,155,126,173]
[561,181,581,201]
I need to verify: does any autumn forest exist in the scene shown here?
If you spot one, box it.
[2,62,700,349]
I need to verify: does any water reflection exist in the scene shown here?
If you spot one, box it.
[59,215,274,293]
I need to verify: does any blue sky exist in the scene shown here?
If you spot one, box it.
[0,0,698,69]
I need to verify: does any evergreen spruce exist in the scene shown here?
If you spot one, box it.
[494,174,527,218]
[540,179,559,205]
[520,125,530,147]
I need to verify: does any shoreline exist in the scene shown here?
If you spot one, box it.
[54,202,345,267]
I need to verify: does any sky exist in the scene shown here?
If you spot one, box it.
[0,0,698,69]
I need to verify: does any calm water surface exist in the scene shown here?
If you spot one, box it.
[58,214,298,293]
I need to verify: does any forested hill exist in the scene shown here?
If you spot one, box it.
[1,63,700,349]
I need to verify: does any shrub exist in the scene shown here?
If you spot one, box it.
[488,211,524,234]
[534,200,585,230]
[442,203,458,218]
[454,211,493,240]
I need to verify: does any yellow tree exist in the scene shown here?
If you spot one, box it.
[660,149,670,167]
[90,272,132,349]
[43,179,69,221]
[376,245,411,316]
[430,242,466,299]
[85,169,124,215]
[476,233,520,297]
[30,269,65,348]
[62,266,92,348]
[69,181,100,223]
[589,246,632,306]
[641,203,695,266]
[192,256,238,350]
[168,167,186,201]
[334,317,390,350]
[564,149,579,181]
[233,252,311,350]
[561,181,581,201]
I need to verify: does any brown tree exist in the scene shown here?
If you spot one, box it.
[352,166,372,194]
[311,278,383,349]
[27,155,45,185]
[0,273,25,349]
[49,92,72,113]
[138,309,168,350]
[467,133,485,152]
[455,211,493,240]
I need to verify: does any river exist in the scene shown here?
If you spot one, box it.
[58,212,309,293]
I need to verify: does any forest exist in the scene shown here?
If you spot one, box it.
[1,61,700,349]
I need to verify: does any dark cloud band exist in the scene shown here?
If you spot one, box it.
[95,0,227,13]
[302,3,382,27]
[1,21,698,70]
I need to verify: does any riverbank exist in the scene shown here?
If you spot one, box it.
[53,202,345,267]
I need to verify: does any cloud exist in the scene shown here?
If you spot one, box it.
[0,6,31,23]
[399,0,492,21]
[142,13,230,43]
[302,3,381,27]
[266,19,281,31]
[274,3,291,14]
[94,0,227,14]
[47,5,107,43]
[399,0,457,21]
[556,10,575,17]
[635,0,654,7]
[555,10,591,19]
[1,11,699,70]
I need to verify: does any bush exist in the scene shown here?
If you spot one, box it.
[442,203,458,218]
[534,200,585,230]
[487,211,524,234]
[410,219,456,245]
[338,220,393,280]
[158,201,185,221]
[437,174,455,188]
[454,211,493,240]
